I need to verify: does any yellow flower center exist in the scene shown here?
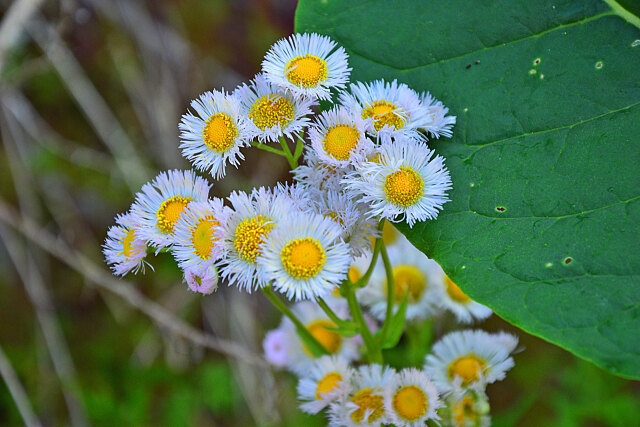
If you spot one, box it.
[249,94,294,130]
[191,217,219,260]
[383,221,399,245]
[233,215,274,263]
[453,396,477,425]
[388,265,426,303]
[285,54,328,88]
[447,355,487,385]
[202,112,237,152]
[350,387,385,423]
[322,124,360,160]
[281,237,326,279]
[303,319,341,355]
[445,275,471,303]
[384,166,424,207]
[315,372,342,399]
[362,100,406,131]
[156,196,191,233]
[393,385,428,422]
[120,228,140,259]
[348,265,362,283]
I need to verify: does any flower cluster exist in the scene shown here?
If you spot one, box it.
[102,32,517,426]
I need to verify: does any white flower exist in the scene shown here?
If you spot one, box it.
[258,211,352,301]
[343,136,452,227]
[308,107,374,167]
[433,265,492,324]
[217,187,291,292]
[419,91,457,139]
[183,264,218,295]
[171,198,231,272]
[424,329,518,393]
[312,189,379,258]
[359,241,441,322]
[384,368,441,427]
[103,212,149,276]
[274,181,316,213]
[132,170,210,248]
[338,79,429,140]
[236,73,315,142]
[179,89,251,179]
[264,301,360,374]
[262,32,350,100]
[445,380,491,427]
[293,148,351,193]
[297,355,355,414]
[328,364,394,427]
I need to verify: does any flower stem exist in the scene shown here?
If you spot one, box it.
[262,286,328,357]
[249,141,287,156]
[278,137,297,169]
[342,281,383,364]
[316,296,354,328]
[353,219,385,288]
[379,241,395,344]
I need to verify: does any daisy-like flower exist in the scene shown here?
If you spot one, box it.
[359,241,441,322]
[274,181,316,213]
[338,79,429,140]
[132,169,210,248]
[183,264,218,295]
[419,91,457,139]
[263,329,292,368]
[264,301,360,374]
[171,198,231,272]
[384,368,441,426]
[258,211,352,301]
[236,73,315,142]
[297,355,355,414]
[329,364,394,427]
[312,189,379,257]
[444,380,491,427]
[262,32,350,100]
[179,89,250,179]
[293,148,351,193]
[434,266,492,324]
[308,107,373,167]
[424,330,518,393]
[343,135,452,227]
[217,187,291,292]
[103,212,149,276]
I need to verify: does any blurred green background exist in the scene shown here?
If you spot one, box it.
[0,0,638,426]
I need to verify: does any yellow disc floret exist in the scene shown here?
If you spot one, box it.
[202,112,237,152]
[447,355,487,385]
[393,385,428,422]
[384,166,424,207]
[249,94,294,130]
[233,215,274,263]
[304,319,341,355]
[285,54,328,88]
[191,217,219,260]
[362,100,406,131]
[322,124,360,160]
[453,396,478,425]
[156,196,191,233]
[350,387,385,423]
[389,265,427,303]
[120,228,140,259]
[445,275,471,303]
[315,372,343,399]
[281,237,326,279]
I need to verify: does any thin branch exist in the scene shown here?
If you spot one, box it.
[0,198,267,367]
[0,342,42,427]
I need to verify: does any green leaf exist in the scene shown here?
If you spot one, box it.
[378,294,409,349]
[296,0,640,378]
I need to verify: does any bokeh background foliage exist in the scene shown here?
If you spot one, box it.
[0,0,638,426]
[296,0,640,379]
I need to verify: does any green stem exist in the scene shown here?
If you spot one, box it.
[343,281,383,364]
[250,141,287,156]
[293,136,305,165]
[262,286,328,357]
[316,296,354,328]
[354,219,385,288]
[379,241,395,344]
[278,137,297,169]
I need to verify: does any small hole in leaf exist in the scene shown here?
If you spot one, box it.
[475,60,480,65]
[563,257,573,265]
[529,69,537,75]
[465,64,471,69]
[539,74,545,79]
[595,61,603,70]
[632,40,640,47]
[545,262,553,268]
[495,206,506,212]
[533,58,541,66]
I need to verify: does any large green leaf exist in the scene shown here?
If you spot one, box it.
[296,0,640,378]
